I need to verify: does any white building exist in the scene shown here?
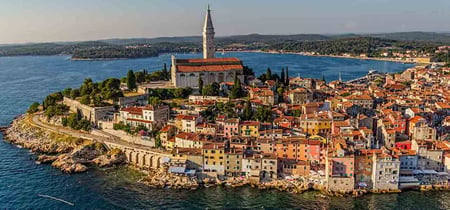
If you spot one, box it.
[118,105,169,130]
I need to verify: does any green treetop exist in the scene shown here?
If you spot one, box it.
[198,75,204,94]
[280,68,285,85]
[127,70,137,91]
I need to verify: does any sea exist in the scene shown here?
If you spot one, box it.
[1,52,449,209]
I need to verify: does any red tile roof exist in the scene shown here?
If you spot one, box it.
[179,58,241,63]
[175,57,243,73]
[178,64,243,72]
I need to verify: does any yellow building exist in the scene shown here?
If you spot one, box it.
[166,138,175,150]
[172,148,203,171]
[300,112,332,136]
[239,121,260,138]
[203,143,225,175]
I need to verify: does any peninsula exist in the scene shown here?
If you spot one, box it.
[3,6,450,197]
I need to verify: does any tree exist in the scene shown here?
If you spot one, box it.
[229,73,244,99]
[202,82,220,96]
[43,92,63,109]
[149,96,162,106]
[322,75,326,83]
[92,95,103,107]
[62,88,72,98]
[285,67,289,86]
[127,70,137,91]
[135,71,146,83]
[242,100,253,120]
[80,78,94,96]
[198,75,204,94]
[27,102,40,114]
[155,133,162,148]
[80,95,90,105]
[280,68,285,85]
[265,68,272,81]
[70,89,80,99]
[162,63,168,80]
[254,106,272,122]
[277,87,284,102]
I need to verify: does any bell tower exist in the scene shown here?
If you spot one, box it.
[203,5,215,59]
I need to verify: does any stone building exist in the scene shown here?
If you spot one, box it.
[170,6,245,88]
[288,88,313,105]
[325,154,355,192]
[63,97,115,127]
[371,153,400,191]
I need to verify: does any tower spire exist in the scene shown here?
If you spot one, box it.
[203,4,215,59]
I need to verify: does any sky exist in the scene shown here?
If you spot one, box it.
[0,0,449,44]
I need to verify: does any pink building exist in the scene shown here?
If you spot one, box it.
[224,118,239,138]
[328,156,355,178]
[307,140,322,163]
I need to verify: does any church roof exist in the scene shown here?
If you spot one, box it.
[175,57,244,73]
[178,57,240,63]
[203,5,214,31]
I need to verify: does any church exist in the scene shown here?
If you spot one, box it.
[170,6,245,88]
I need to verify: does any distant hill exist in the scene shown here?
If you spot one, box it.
[1,31,449,58]
[367,32,450,43]
[102,36,202,45]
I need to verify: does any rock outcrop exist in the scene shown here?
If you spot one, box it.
[93,148,127,167]
[142,167,199,190]
[4,115,126,173]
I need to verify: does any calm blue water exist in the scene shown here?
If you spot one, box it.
[2,52,448,209]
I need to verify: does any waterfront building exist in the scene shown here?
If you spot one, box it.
[242,153,277,180]
[325,154,355,192]
[371,153,400,191]
[203,143,226,175]
[355,149,382,189]
[225,148,243,177]
[412,139,445,171]
[171,148,203,171]
[281,160,310,177]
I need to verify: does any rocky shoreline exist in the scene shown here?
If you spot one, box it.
[4,115,448,197]
[3,115,126,173]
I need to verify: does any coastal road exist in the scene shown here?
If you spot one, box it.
[30,115,168,155]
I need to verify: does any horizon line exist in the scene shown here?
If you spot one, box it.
[1,30,449,46]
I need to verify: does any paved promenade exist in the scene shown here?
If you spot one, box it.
[29,114,168,155]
